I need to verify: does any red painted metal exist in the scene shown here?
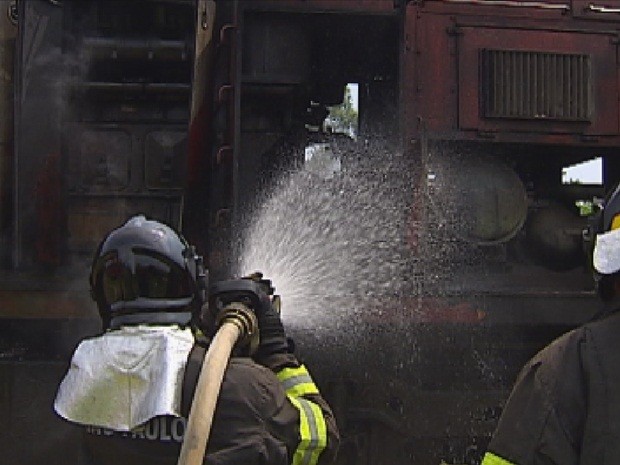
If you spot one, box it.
[458,27,618,135]
[403,1,620,146]
[241,0,397,13]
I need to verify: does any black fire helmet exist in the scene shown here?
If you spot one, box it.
[89,215,207,330]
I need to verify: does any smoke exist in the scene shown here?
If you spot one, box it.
[24,23,90,119]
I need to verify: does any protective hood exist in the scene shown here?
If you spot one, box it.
[54,325,194,431]
[593,228,620,275]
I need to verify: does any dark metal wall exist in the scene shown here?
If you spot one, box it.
[11,0,194,273]
[0,3,16,268]
[1,362,86,465]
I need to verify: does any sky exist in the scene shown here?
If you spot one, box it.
[563,157,602,184]
[349,83,359,110]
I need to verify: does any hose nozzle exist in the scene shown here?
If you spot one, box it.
[215,302,259,354]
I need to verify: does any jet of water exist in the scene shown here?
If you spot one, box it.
[235,138,416,329]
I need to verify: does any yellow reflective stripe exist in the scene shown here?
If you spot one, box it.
[277,365,319,397]
[612,214,620,231]
[277,365,327,465]
[481,452,517,465]
[288,396,327,465]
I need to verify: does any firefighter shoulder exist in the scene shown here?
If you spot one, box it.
[481,185,620,465]
[53,215,339,465]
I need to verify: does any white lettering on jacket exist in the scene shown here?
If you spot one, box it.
[86,416,187,443]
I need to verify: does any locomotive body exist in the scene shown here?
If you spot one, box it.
[2,1,620,464]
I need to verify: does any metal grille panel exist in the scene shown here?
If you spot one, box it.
[481,50,592,121]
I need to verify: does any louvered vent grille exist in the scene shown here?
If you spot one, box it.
[481,50,592,121]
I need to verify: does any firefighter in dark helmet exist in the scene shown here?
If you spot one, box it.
[54,215,339,465]
[481,183,620,465]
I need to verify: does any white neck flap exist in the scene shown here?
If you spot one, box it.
[54,325,195,431]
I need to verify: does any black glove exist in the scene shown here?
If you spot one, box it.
[243,273,291,364]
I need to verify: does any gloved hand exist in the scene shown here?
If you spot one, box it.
[243,273,292,365]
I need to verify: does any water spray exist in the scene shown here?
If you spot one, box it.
[235,138,416,330]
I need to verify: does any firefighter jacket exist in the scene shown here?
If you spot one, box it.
[55,327,339,465]
[481,310,620,465]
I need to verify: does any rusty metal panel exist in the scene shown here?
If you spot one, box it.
[402,4,421,145]
[241,0,397,13]
[420,0,572,20]
[481,49,592,121]
[0,2,16,267]
[76,129,132,190]
[13,0,65,268]
[403,9,458,136]
[145,130,188,189]
[66,196,183,255]
[572,0,620,19]
[423,1,571,12]
[64,123,186,254]
[458,27,619,135]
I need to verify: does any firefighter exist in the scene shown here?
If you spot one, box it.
[54,215,339,465]
[480,184,620,465]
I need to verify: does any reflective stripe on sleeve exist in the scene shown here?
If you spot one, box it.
[481,452,517,465]
[287,396,327,465]
[276,365,327,465]
[277,365,319,397]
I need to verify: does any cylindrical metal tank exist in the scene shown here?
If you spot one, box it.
[525,201,585,271]
[428,153,528,245]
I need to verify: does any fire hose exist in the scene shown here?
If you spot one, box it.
[176,279,266,465]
